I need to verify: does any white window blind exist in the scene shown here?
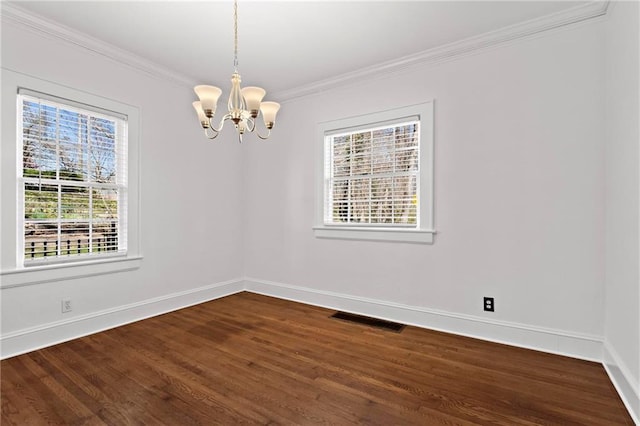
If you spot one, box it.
[18,91,128,265]
[324,119,420,227]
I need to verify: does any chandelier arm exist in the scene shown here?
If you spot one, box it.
[208,114,231,133]
[249,116,271,139]
[204,127,220,139]
[245,116,256,132]
[255,128,271,140]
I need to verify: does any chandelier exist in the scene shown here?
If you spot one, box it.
[192,0,280,142]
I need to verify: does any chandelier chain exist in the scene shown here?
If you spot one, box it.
[233,0,238,72]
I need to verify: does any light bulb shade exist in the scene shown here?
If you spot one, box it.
[194,85,222,116]
[192,101,208,127]
[241,86,266,117]
[260,101,280,128]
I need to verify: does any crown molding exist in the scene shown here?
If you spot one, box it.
[0,2,197,88]
[273,0,610,102]
[1,1,609,98]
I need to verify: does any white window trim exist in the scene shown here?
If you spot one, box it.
[314,102,435,244]
[1,69,142,288]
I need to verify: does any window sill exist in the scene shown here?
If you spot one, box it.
[0,256,143,288]
[313,226,435,244]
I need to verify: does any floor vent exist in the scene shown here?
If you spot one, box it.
[330,311,406,333]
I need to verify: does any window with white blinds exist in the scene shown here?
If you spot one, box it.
[315,102,435,243]
[325,121,419,226]
[18,91,128,265]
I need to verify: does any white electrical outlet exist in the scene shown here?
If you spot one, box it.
[62,299,72,313]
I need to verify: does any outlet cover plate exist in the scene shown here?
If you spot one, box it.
[484,297,494,312]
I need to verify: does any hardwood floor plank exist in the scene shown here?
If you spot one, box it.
[232,293,632,423]
[140,322,352,424]
[2,357,73,424]
[1,363,54,425]
[1,292,634,425]
[94,329,272,424]
[35,345,131,425]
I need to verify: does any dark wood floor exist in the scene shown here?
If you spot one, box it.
[1,292,633,425]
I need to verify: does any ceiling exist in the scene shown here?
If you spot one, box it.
[10,1,588,96]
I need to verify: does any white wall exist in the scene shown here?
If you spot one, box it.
[1,18,244,356]
[0,4,636,420]
[604,1,640,421]
[244,21,606,353]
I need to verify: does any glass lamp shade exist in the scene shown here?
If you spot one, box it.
[260,101,280,128]
[192,101,208,126]
[241,86,266,116]
[194,85,222,116]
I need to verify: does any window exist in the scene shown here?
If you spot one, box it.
[314,102,434,243]
[19,91,127,265]
[0,70,141,288]
[326,120,419,226]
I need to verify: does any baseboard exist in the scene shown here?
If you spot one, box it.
[4,276,631,420]
[603,342,640,425]
[0,278,244,360]
[1,276,604,365]
[243,277,603,362]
